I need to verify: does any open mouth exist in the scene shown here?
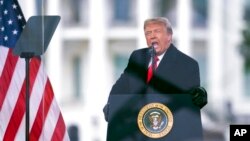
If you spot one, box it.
[152,42,159,49]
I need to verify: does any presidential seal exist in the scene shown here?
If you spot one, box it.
[137,103,173,138]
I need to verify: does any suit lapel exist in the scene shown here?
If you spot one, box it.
[155,44,177,77]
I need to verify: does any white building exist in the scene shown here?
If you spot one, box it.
[19,0,250,140]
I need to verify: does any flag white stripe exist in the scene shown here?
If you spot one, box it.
[39,98,60,141]
[0,46,9,76]
[0,58,25,137]
[14,115,26,141]
[63,130,70,141]
[29,62,47,128]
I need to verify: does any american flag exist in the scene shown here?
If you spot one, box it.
[0,0,69,140]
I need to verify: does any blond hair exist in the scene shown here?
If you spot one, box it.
[144,17,173,34]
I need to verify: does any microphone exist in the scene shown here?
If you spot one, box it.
[151,42,157,48]
[150,42,156,57]
[151,42,157,71]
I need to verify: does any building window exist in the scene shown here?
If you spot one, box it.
[109,40,136,81]
[153,0,177,26]
[192,40,208,87]
[114,0,130,21]
[114,55,129,80]
[63,40,87,103]
[73,56,81,99]
[191,0,208,28]
[110,0,136,26]
[61,0,88,26]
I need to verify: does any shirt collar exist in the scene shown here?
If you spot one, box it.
[157,51,165,62]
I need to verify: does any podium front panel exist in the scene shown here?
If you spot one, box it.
[106,94,203,141]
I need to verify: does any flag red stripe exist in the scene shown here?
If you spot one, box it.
[51,113,66,141]
[30,79,54,141]
[0,49,18,110]
[3,58,40,140]
[3,76,26,141]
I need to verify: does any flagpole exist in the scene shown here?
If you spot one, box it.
[25,57,30,141]
[22,53,34,141]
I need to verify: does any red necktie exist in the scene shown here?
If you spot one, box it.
[147,56,159,83]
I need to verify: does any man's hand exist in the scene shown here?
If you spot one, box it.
[190,87,207,108]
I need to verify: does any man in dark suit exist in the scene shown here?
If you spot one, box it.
[104,17,207,125]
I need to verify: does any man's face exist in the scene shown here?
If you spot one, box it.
[144,23,172,55]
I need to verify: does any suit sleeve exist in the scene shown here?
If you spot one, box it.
[193,60,200,88]
[190,60,208,108]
